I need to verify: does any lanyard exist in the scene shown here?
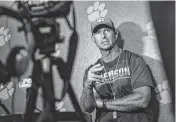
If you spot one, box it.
[100,49,122,119]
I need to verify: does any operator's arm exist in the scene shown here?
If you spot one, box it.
[24,21,35,54]
[26,32,35,54]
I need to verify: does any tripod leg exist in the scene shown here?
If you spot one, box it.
[38,58,57,122]
[24,61,41,122]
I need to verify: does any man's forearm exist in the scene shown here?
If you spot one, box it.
[80,87,96,113]
[27,32,35,54]
[104,92,150,112]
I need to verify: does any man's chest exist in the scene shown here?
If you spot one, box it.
[94,61,133,98]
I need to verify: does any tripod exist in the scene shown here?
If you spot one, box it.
[23,15,86,122]
[24,53,86,122]
[24,56,57,122]
[0,1,86,122]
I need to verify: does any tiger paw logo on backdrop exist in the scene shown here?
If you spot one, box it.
[55,101,66,112]
[155,80,171,104]
[0,82,14,100]
[87,1,108,22]
[0,78,32,101]
[142,21,162,61]
[0,27,11,47]
[142,21,171,104]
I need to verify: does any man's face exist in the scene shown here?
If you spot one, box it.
[92,27,117,50]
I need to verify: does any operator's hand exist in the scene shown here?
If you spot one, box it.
[51,43,60,58]
[85,63,104,88]
[96,98,103,108]
[35,49,44,60]
[23,19,32,33]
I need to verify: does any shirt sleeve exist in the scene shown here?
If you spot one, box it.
[130,56,154,90]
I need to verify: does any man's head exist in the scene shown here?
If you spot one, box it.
[91,18,118,50]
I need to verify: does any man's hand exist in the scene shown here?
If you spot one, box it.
[85,63,104,88]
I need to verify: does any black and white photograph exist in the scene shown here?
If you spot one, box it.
[0,1,174,122]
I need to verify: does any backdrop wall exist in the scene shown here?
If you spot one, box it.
[0,1,174,122]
